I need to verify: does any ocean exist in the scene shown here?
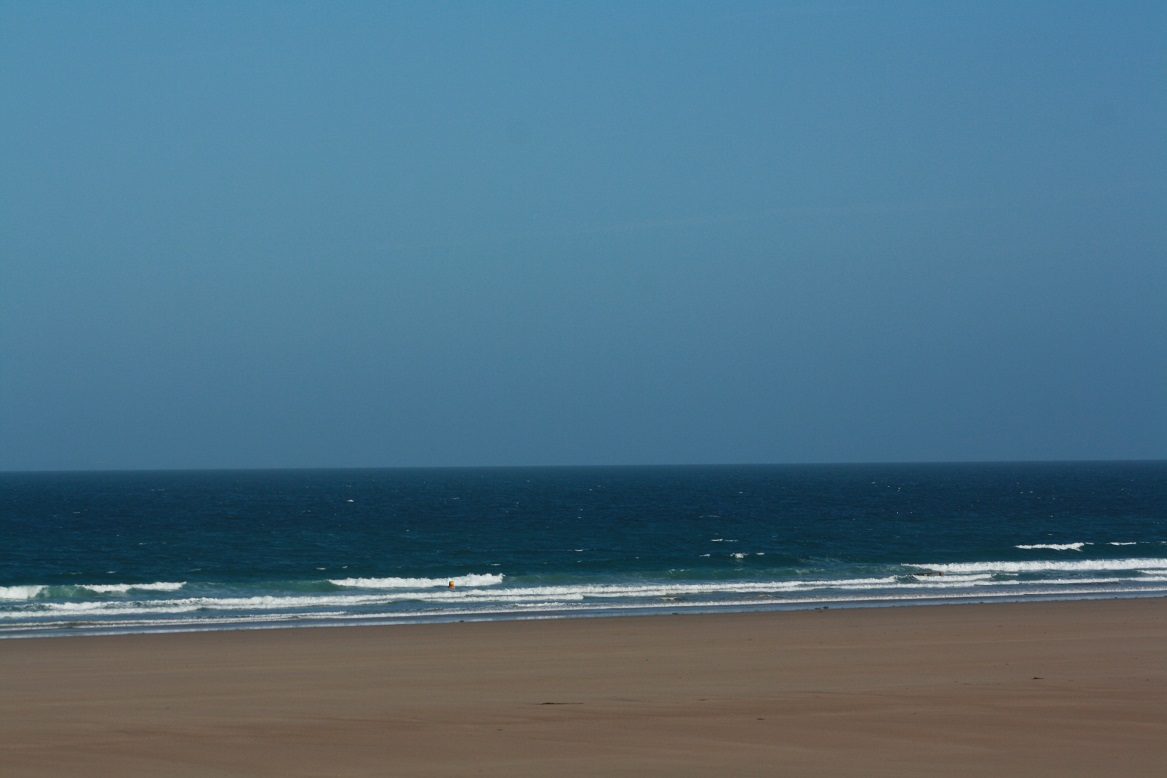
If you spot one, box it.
[1,462,1164,638]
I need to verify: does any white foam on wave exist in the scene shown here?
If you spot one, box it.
[330,581,1167,621]
[0,577,909,618]
[0,585,44,600]
[2,600,205,616]
[330,573,504,589]
[0,592,400,618]
[82,582,187,594]
[416,576,910,604]
[9,571,1106,621]
[0,582,187,600]
[1015,543,1090,551]
[909,573,994,583]
[916,558,1167,575]
[8,569,1167,631]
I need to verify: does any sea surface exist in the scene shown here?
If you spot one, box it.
[2,462,1164,638]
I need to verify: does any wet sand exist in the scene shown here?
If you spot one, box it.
[2,597,1165,777]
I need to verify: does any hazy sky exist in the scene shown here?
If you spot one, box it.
[2,1,1164,470]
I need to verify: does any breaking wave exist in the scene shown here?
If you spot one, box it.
[330,574,504,589]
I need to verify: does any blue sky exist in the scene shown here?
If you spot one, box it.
[2,1,1164,470]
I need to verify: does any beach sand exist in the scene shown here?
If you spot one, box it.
[2,598,1164,777]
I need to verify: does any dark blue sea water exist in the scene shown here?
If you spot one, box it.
[2,462,1165,637]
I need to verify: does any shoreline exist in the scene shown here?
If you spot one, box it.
[5,588,1167,641]
[2,597,1165,776]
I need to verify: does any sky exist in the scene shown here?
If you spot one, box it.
[1,1,1164,471]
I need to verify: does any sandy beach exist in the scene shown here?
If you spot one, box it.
[2,598,1164,777]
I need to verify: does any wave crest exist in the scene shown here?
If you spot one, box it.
[330,574,505,589]
[0,585,44,600]
[916,558,1167,575]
